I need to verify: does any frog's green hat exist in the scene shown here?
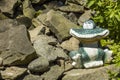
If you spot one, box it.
[70,20,109,41]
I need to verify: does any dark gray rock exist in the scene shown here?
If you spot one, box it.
[28,57,49,73]
[0,19,37,66]
[62,65,120,80]
[67,12,78,24]
[41,65,64,80]
[23,74,42,80]
[16,16,32,28]
[33,35,68,62]
[46,10,79,41]
[1,66,27,80]
[44,1,64,10]
[23,0,35,19]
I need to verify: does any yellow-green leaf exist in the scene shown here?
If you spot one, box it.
[87,0,96,8]
[115,14,120,21]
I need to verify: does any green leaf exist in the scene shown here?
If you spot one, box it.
[97,1,102,7]
[87,0,96,8]
[110,11,115,18]
[115,14,120,21]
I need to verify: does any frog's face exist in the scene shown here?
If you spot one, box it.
[83,20,95,29]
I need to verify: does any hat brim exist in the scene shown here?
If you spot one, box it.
[70,27,109,41]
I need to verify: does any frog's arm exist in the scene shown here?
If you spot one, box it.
[69,51,82,68]
[69,51,81,60]
[104,49,113,63]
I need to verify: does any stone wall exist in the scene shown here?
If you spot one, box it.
[0,0,119,80]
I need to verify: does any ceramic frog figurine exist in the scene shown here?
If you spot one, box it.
[69,20,112,68]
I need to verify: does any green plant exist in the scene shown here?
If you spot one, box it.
[86,1,120,79]
[87,0,120,42]
[101,39,120,79]
[108,70,120,80]
[89,0,120,65]
[101,39,120,64]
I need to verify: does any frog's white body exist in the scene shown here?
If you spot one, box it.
[70,41,112,68]
[69,20,112,68]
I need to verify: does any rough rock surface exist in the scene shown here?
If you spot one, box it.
[0,19,37,66]
[28,57,49,73]
[16,16,32,28]
[1,66,27,80]
[59,3,84,13]
[23,0,35,19]
[33,35,68,62]
[33,13,47,25]
[67,13,78,24]
[29,24,48,42]
[78,10,92,25]
[23,74,42,80]
[46,10,79,41]
[60,37,80,51]
[0,0,118,80]
[41,65,64,80]
[66,0,87,5]
[0,0,18,15]
[62,65,120,80]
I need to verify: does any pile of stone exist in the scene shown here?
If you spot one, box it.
[0,0,119,80]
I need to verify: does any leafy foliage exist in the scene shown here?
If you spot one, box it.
[87,0,120,42]
[108,70,120,80]
[101,39,120,79]
[86,0,120,79]
[87,0,120,65]
[101,39,120,64]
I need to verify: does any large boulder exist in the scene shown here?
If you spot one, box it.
[46,10,79,41]
[0,19,37,66]
[28,57,49,73]
[1,66,27,80]
[33,35,68,62]
[62,65,120,80]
